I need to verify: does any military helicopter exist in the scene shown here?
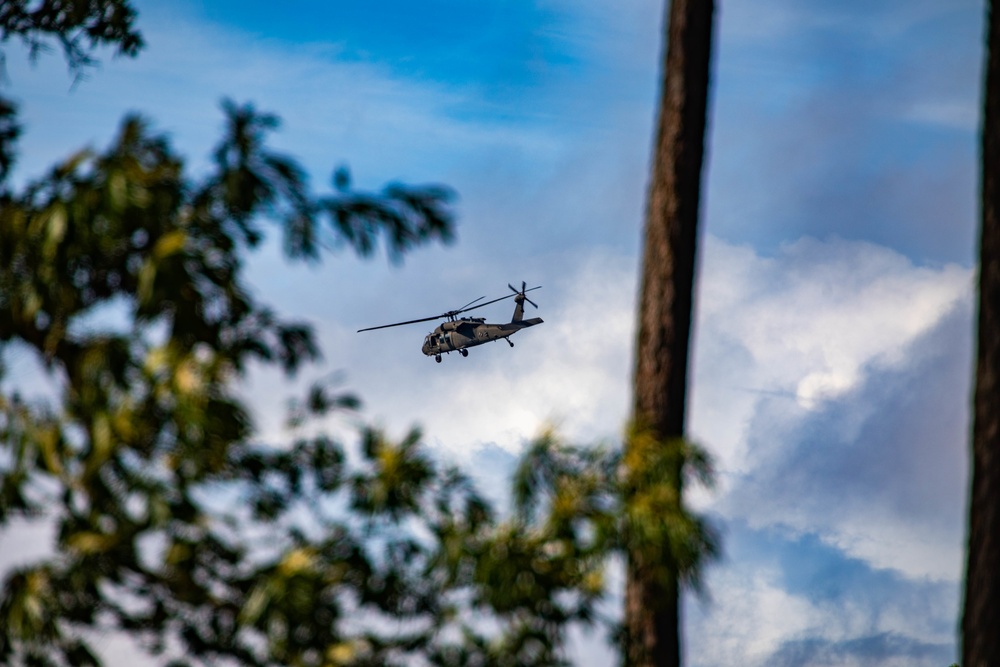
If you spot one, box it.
[358,282,543,363]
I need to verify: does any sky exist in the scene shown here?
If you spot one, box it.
[0,0,985,665]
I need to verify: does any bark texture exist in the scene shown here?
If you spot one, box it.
[964,1,1000,665]
[627,1,714,666]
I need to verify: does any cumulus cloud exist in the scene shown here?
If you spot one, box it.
[305,234,969,664]
[246,233,971,583]
[690,235,970,467]
[685,524,959,667]
[716,301,971,580]
[678,236,969,665]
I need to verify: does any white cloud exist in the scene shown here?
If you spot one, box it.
[243,233,971,587]
[685,548,957,667]
[690,236,970,582]
[687,567,831,666]
[690,236,969,473]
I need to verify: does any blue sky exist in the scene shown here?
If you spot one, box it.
[0,0,984,665]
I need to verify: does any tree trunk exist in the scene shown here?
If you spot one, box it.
[626,1,715,666]
[963,2,1000,665]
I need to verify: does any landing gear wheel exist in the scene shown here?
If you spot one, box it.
[460,349,468,357]
[507,340,514,348]
[435,355,442,363]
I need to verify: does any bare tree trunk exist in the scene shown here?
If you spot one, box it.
[627,1,714,666]
[963,2,1000,665]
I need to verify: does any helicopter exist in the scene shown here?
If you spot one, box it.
[358,282,543,363]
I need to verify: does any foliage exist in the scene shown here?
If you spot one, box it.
[0,0,145,181]
[0,0,143,76]
[513,429,718,639]
[0,93,455,663]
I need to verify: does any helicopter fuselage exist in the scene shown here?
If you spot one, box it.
[421,315,543,358]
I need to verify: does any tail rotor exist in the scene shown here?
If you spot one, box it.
[508,280,540,323]
[508,280,539,308]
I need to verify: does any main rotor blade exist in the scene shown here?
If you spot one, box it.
[458,285,542,315]
[357,313,448,332]
[455,295,487,313]
[455,292,518,314]
[359,285,542,331]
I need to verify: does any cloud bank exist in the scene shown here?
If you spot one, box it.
[243,234,970,667]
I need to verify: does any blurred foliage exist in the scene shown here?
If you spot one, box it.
[513,428,718,654]
[0,2,717,666]
[0,0,144,181]
[0,95,463,663]
[0,0,143,76]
